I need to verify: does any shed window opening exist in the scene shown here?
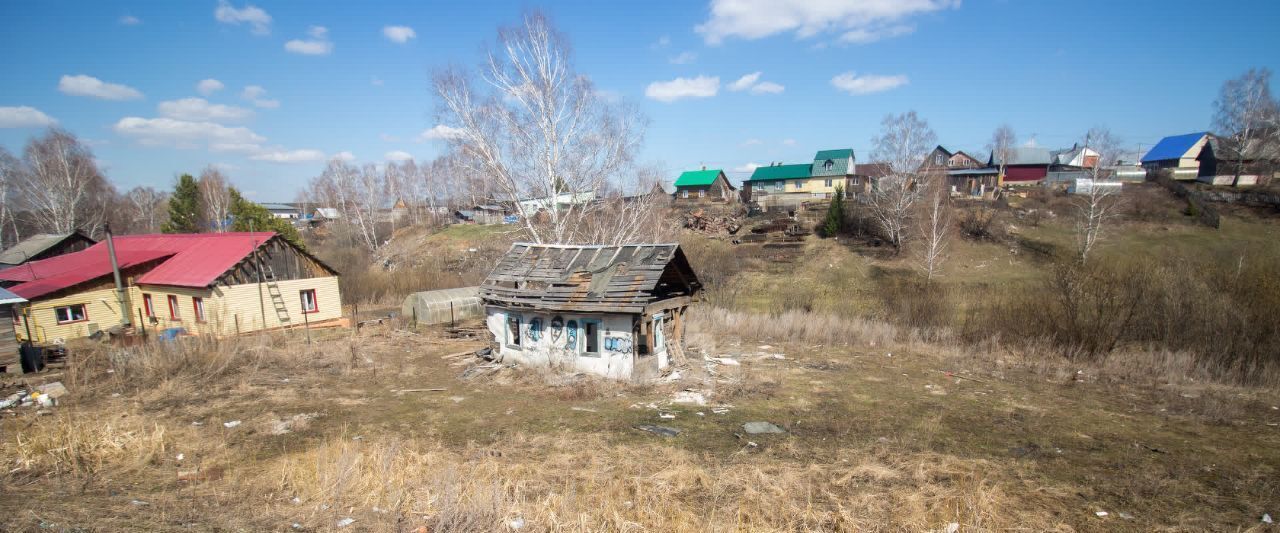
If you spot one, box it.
[193,297,206,322]
[581,320,600,356]
[300,289,318,314]
[507,314,522,348]
[653,315,665,353]
[697,190,705,198]
[143,294,155,318]
[55,304,87,324]
[167,295,180,320]
[681,190,689,198]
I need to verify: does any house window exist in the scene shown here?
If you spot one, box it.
[54,304,87,324]
[824,160,834,170]
[681,190,689,198]
[824,178,833,187]
[653,314,665,352]
[300,289,318,314]
[143,294,155,318]
[167,295,180,320]
[793,180,802,190]
[850,177,860,185]
[697,190,705,198]
[935,154,944,165]
[773,181,783,191]
[507,313,522,348]
[579,320,601,356]
[192,297,206,322]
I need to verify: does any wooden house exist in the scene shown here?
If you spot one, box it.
[989,146,1053,185]
[673,169,736,203]
[1141,132,1210,180]
[0,232,342,344]
[0,231,96,270]
[479,243,701,381]
[0,287,27,372]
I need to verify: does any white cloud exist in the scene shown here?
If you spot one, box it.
[728,72,761,92]
[734,162,761,173]
[215,0,272,35]
[384,150,413,161]
[58,74,144,100]
[0,106,57,128]
[741,138,763,147]
[251,149,327,163]
[645,76,720,103]
[371,77,384,86]
[652,35,671,49]
[782,138,797,146]
[383,25,416,43]
[285,26,333,55]
[416,124,466,142]
[696,0,958,45]
[830,72,909,95]
[332,151,356,162]
[119,15,141,26]
[113,117,266,152]
[158,98,254,122]
[196,79,225,96]
[839,24,915,44]
[241,85,280,108]
[728,72,783,95]
[750,81,785,94]
[669,51,697,65]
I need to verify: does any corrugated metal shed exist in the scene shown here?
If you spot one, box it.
[479,243,700,313]
[1142,132,1208,163]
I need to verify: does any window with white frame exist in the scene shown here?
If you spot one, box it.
[793,180,802,190]
[935,154,943,165]
[300,289,318,314]
[697,190,705,197]
[824,178,832,187]
[681,190,689,198]
[193,297,206,322]
[54,304,87,324]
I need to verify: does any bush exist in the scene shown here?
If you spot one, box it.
[958,207,997,240]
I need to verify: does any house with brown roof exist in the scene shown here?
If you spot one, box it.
[0,231,96,270]
[0,232,341,344]
[479,242,701,381]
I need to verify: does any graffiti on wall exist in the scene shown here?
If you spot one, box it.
[527,317,543,342]
[565,320,578,349]
[549,316,563,341]
[604,336,632,353]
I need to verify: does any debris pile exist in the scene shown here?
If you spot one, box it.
[0,381,67,409]
[681,209,742,235]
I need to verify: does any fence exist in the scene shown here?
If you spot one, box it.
[1152,172,1220,229]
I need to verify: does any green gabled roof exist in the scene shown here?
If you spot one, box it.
[814,148,853,160]
[812,148,854,177]
[674,169,724,187]
[748,163,812,182]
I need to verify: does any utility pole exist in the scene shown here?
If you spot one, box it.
[104,224,132,328]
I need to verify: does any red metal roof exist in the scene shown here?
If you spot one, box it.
[0,232,277,299]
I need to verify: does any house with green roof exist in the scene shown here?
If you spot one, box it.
[745,148,863,206]
[673,168,737,203]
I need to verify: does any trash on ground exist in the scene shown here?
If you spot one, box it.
[712,357,741,366]
[1095,511,1108,517]
[508,516,526,529]
[570,406,598,413]
[743,421,786,434]
[711,406,731,415]
[223,420,241,428]
[270,413,318,435]
[635,424,681,437]
[671,390,707,406]
[945,523,960,533]
[337,517,356,527]
[1263,513,1273,524]
[659,412,676,419]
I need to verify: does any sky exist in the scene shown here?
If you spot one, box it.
[2,0,1278,199]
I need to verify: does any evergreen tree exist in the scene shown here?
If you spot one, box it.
[227,187,305,250]
[822,184,845,237]
[162,174,201,233]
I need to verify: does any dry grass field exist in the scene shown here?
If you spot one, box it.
[1,314,1277,531]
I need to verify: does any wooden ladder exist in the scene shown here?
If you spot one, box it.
[264,265,292,325]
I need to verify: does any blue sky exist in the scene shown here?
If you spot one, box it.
[1,0,1278,199]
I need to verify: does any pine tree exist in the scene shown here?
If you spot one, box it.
[227,187,306,250]
[822,184,845,237]
[162,174,201,233]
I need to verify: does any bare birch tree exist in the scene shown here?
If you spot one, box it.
[916,173,951,284]
[18,128,111,235]
[987,124,1016,182]
[126,186,168,233]
[0,148,21,246]
[1212,68,1280,184]
[309,159,387,251]
[198,166,232,232]
[433,12,646,244]
[868,111,937,251]
[1074,183,1121,264]
[1082,126,1123,179]
[578,164,673,245]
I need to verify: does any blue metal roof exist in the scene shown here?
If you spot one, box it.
[1141,132,1208,163]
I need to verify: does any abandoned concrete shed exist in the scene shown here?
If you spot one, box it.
[402,287,483,325]
[479,242,701,380]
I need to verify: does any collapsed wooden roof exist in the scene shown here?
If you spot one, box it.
[479,243,701,314]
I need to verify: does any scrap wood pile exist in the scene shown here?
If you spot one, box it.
[681,209,742,235]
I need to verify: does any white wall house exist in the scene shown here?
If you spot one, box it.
[478,243,701,381]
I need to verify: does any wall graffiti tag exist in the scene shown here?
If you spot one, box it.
[565,320,578,349]
[549,316,563,341]
[604,336,632,353]
[527,317,543,342]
